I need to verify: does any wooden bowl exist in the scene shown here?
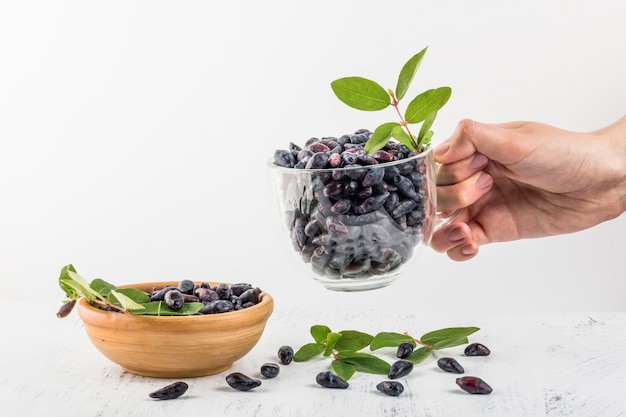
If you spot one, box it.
[76,281,274,378]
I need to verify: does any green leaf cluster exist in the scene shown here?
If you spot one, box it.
[369,327,479,364]
[330,47,451,154]
[294,325,388,380]
[293,324,479,380]
[57,264,203,317]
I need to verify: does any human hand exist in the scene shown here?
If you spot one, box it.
[431,117,626,261]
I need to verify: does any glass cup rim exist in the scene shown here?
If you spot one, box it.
[267,146,433,173]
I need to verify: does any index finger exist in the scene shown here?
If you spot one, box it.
[434,119,481,164]
[435,119,524,165]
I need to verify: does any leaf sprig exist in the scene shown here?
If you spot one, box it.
[293,324,479,381]
[56,264,203,318]
[330,46,451,154]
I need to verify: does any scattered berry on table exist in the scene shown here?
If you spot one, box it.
[260,363,280,378]
[225,372,262,391]
[148,381,189,400]
[396,342,414,359]
[376,381,405,396]
[464,343,491,356]
[456,376,493,394]
[278,345,294,365]
[437,357,465,374]
[388,360,414,379]
[316,371,349,389]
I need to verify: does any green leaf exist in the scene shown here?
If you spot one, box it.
[332,360,356,381]
[58,264,79,299]
[311,325,332,344]
[334,330,373,352]
[293,343,326,362]
[61,279,92,302]
[324,332,342,356]
[130,301,203,316]
[67,270,91,292]
[395,47,428,101]
[336,351,391,375]
[364,122,400,154]
[420,130,434,149]
[420,327,480,346]
[331,77,390,111]
[90,278,117,297]
[370,332,415,351]
[407,346,432,364]
[110,290,146,311]
[60,264,77,276]
[391,124,417,151]
[64,270,101,303]
[114,287,151,304]
[418,111,437,144]
[431,336,470,350]
[404,86,452,124]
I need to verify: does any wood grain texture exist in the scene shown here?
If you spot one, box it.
[75,282,274,378]
[1,303,625,416]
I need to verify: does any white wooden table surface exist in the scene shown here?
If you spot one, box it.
[1,302,625,417]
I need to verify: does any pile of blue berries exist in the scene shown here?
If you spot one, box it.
[273,130,431,280]
[149,280,262,314]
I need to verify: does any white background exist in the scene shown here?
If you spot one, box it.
[0,0,624,310]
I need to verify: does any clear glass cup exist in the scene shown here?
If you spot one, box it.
[267,147,455,291]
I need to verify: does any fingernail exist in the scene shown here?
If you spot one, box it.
[470,154,489,169]
[434,143,450,156]
[460,245,475,256]
[476,172,493,190]
[447,227,465,243]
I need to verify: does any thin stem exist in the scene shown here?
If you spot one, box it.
[390,99,419,150]
[91,298,128,314]
[404,332,432,349]
[415,339,433,349]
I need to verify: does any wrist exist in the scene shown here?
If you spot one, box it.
[598,116,626,217]
[616,142,626,216]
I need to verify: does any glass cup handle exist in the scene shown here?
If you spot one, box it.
[434,208,463,230]
[433,160,463,230]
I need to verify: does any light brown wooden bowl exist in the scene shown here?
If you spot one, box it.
[76,281,274,378]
